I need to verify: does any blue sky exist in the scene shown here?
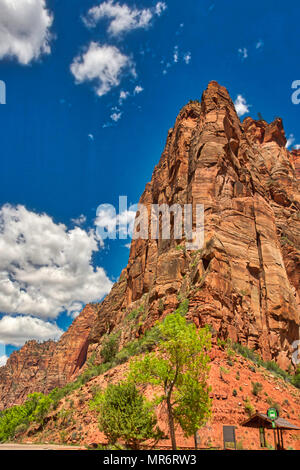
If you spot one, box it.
[0,0,299,363]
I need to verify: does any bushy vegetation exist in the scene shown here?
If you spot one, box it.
[100,332,120,363]
[0,323,164,443]
[291,369,300,389]
[251,382,263,397]
[114,326,163,365]
[90,381,164,449]
[0,391,60,442]
[126,305,144,322]
[0,358,113,442]
[174,299,189,317]
[244,397,254,417]
[231,342,300,388]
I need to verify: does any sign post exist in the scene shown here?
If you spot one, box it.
[267,407,279,449]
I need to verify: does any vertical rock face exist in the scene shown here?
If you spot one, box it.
[0,81,299,410]
[89,82,299,370]
[291,149,300,179]
[0,304,98,409]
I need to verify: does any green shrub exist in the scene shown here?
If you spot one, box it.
[264,360,289,381]
[14,423,28,435]
[174,299,189,317]
[217,338,228,350]
[101,332,120,363]
[291,372,300,389]
[0,392,53,442]
[244,397,254,417]
[232,342,300,388]
[232,343,262,364]
[251,382,263,396]
[90,381,163,449]
[115,325,162,365]
[127,305,144,322]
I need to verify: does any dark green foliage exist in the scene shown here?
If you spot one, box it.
[232,342,299,388]
[232,342,262,364]
[0,359,113,442]
[264,360,290,381]
[100,332,120,363]
[115,326,162,365]
[127,305,144,322]
[251,382,263,396]
[266,398,281,415]
[174,299,189,317]
[90,381,164,449]
[0,392,53,442]
[291,371,300,389]
[244,397,254,417]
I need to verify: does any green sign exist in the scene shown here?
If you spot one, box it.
[267,407,279,421]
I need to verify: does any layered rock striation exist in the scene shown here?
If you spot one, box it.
[88,81,300,370]
[0,304,98,409]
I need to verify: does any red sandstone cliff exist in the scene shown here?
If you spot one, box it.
[290,149,300,179]
[0,304,98,410]
[88,82,300,371]
[0,81,299,411]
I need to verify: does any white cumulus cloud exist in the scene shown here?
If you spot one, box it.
[238,47,248,60]
[0,355,8,367]
[0,315,63,347]
[83,1,167,37]
[155,2,167,16]
[119,90,130,103]
[0,353,7,367]
[133,85,143,94]
[0,204,112,320]
[234,94,250,117]
[71,214,87,225]
[111,111,122,122]
[183,52,191,64]
[0,0,53,65]
[286,134,295,149]
[70,42,136,97]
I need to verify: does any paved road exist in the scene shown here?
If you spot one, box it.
[0,443,85,450]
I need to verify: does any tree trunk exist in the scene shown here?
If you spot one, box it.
[166,396,177,450]
[194,432,198,450]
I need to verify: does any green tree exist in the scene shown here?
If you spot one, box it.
[0,392,51,442]
[90,381,164,449]
[129,312,212,450]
